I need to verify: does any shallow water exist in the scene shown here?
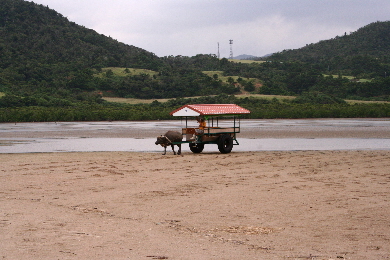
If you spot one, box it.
[1,119,389,153]
[1,137,390,154]
[2,118,390,133]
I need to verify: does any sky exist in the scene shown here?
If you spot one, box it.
[30,0,390,58]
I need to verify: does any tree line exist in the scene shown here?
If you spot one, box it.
[1,95,389,123]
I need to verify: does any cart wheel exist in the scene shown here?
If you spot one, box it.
[218,134,233,153]
[189,143,204,153]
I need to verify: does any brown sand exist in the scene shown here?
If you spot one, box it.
[1,150,389,260]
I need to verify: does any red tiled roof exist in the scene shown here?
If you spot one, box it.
[170,104,250,116]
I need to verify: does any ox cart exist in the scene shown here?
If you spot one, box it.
[170,104,250,154]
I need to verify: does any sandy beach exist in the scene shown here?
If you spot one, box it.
[1,149,389,260]
[1,119,390,259]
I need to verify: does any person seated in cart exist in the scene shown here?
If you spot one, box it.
[194,116,206,141]
[196,116,207,130]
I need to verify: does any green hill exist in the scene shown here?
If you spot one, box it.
[266,21,390,77]
[0,0,241,102]
[270,21,390,60]
[0,0,389,122]
[0,0,161,69]
[0,0,163,99]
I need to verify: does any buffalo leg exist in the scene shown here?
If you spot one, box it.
[171,144,176,155]
[163,146,167,155]
[177,144,181,155]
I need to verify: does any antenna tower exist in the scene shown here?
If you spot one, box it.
[229,39,233,59]
[217,42,220,59]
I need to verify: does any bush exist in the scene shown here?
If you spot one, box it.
[293,92,346,104]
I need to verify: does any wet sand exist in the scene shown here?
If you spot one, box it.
[1,150,389,259]
[2,119,390,139]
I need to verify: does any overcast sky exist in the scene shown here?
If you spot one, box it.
[30,0,390,58]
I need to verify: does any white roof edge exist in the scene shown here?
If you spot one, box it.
[171,107,200,116]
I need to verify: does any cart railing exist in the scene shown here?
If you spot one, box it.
[182,126,240,134]
[182,126,240,141]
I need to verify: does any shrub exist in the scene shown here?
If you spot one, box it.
[293,92,346,104]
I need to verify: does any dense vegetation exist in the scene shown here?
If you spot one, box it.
[0,0,237,102]
[264,21,390,77]
[0,0,389,122]
[1,94,389,122]
[258,21,390,98]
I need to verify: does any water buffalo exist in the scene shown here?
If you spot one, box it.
[155,131,183,155]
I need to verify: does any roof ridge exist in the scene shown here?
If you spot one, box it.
[170,104,250,116]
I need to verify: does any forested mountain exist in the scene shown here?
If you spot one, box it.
[0,0,389,119]
[0,0,242,104]
[0,0,161,69]
[265,21,390,77]
[0,0,164,100]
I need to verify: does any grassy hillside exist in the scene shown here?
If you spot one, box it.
[102,93,388,106]
[103,94,296,105]
[202,71,259,82]
[94,68,159,78]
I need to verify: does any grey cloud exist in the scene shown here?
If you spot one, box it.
[30,0,390,56]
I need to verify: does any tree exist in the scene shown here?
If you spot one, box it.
[244,81,255,92]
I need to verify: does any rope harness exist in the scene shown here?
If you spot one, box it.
[160,135,172,147]
[163,135,172,143]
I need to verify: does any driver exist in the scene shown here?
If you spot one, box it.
[197,116,206,130]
